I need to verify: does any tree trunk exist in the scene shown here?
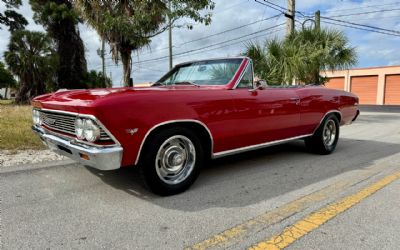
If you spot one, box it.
[4,86,8,99]
[55,20,87,89]
[314,70,320,85]
[15,78,31,105]
[121,49,133,87]
[30,0,87,89]
[15,75,47,104]
[48,0,87,89]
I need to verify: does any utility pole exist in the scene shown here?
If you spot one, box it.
[286,0,295,36]
[168,1,173,70]
[97,38,106,85]
[315,10,321,31]
[286,0,295,85]
[101,39,106,85]
[314,10,321,85]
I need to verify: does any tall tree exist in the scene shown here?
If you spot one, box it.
[0,0,28,32]
[244,27,357,85]
[72,0,215,86]
[29,0,87,89]
[289,28,357,84]
[4,30,57,104]
[0,61,16,99]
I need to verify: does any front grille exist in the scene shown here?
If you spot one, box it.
[39,110,112,141]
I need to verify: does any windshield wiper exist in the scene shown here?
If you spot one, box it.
[173,81,200,87]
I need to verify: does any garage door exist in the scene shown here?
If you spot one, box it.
[350,76,378,105]
[384,75,400,105]
[325,77,345,90]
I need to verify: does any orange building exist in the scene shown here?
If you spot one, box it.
[322,66,400,105]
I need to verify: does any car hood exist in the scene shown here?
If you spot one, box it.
[32,86,223,112]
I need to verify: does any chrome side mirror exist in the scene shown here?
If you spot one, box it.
[249,79,268,92]
[256,80,268,88]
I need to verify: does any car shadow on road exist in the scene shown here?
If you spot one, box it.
[86,138,400,212]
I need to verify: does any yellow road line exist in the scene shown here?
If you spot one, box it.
[248,171,400,250]
[187,168,385,250]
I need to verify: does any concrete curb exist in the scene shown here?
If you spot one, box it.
[359,105,400,113]
[0,159,76,174]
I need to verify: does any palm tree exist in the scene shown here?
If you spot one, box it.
[4,30,57,104]
[29,0,88,89]
[244,27,357,85]
[72,0,215,86]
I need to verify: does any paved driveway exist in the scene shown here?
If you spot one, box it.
[1,112,400,250]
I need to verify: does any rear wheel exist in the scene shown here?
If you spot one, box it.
[305,114,340,155]
[140,127,203,196]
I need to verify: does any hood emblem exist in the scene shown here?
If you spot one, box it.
[126,128,138,135]
[45,117,56,125]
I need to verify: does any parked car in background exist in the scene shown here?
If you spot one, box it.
[32,57,359,195]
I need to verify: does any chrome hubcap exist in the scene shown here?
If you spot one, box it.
[323,120,337,147]
[155,135,196,185]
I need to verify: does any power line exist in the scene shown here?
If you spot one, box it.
[172,27,285,60]
[95,25,285,70]
[323,1,400,13]
[132,23,285,65]
[327,8,400,18]
[255,0,306,16]
[135,27,285,66]
[254,0,286,14]
[178,14,281,46]
[135,24,284,65]
[321,20,400,37]
[321,16,400,35]
[113,14,282,59]
[348,15,400,22]
[261,0,287,12]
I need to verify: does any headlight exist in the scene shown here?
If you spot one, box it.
[32,109,41,125]
[75,118,85,140]
[75,118,101,142]
[83,119,101,142]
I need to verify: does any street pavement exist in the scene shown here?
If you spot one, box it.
[1,111,400,250]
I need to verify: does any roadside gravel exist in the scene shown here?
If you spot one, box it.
[0,149,66,167]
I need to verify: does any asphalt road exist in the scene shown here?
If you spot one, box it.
[1,111,400,250]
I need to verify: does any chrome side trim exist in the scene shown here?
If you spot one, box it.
[134,119,214,165]
[312,110,342,135]
[213,134,313,158]
[37,108,121,147]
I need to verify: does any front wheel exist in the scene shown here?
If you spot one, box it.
[305,114,340,155]
[140,127,203,196]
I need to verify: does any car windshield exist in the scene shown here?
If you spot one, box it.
[156,59,243,86]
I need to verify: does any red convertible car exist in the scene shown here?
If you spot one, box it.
[32,57,359,195]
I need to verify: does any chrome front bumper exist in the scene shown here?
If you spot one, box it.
[32,125,123,170]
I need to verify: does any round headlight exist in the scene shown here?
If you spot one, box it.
[83,119,101,142]
[75,118,85,140]
[32,109,41,125]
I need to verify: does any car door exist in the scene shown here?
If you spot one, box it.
[227,64,301,151]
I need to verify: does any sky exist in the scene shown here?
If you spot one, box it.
[0,0,399,87]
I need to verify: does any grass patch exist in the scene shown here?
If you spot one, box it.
[0,102,45,150]
[0,99,13,105]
